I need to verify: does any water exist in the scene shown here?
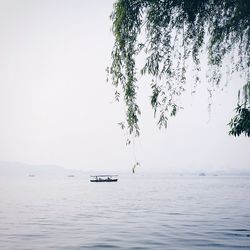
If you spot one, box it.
[0,175,250,249]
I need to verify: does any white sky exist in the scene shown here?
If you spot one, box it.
[0,0,249,173]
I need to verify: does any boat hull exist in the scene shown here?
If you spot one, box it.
[90,179,118,182]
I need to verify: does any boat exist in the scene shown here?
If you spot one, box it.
[90,175,118,182]
[199,173,206,176]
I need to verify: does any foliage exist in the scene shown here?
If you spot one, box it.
[132,162,140,173]
[109,0,250,136]
[228,103,250,137]
[229,82,250,136]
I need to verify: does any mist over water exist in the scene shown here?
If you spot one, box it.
[1,175,250,249]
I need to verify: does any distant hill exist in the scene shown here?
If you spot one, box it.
[0,161,83,176]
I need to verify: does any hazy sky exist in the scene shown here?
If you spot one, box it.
[0,0,249,173]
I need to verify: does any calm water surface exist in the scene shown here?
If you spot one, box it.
[0,175,250,249]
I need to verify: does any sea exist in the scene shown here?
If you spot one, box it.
[0,174,250,249]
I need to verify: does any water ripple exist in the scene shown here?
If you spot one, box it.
[0,176,250,250]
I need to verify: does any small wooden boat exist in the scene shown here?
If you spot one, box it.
[90,175,118,182]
